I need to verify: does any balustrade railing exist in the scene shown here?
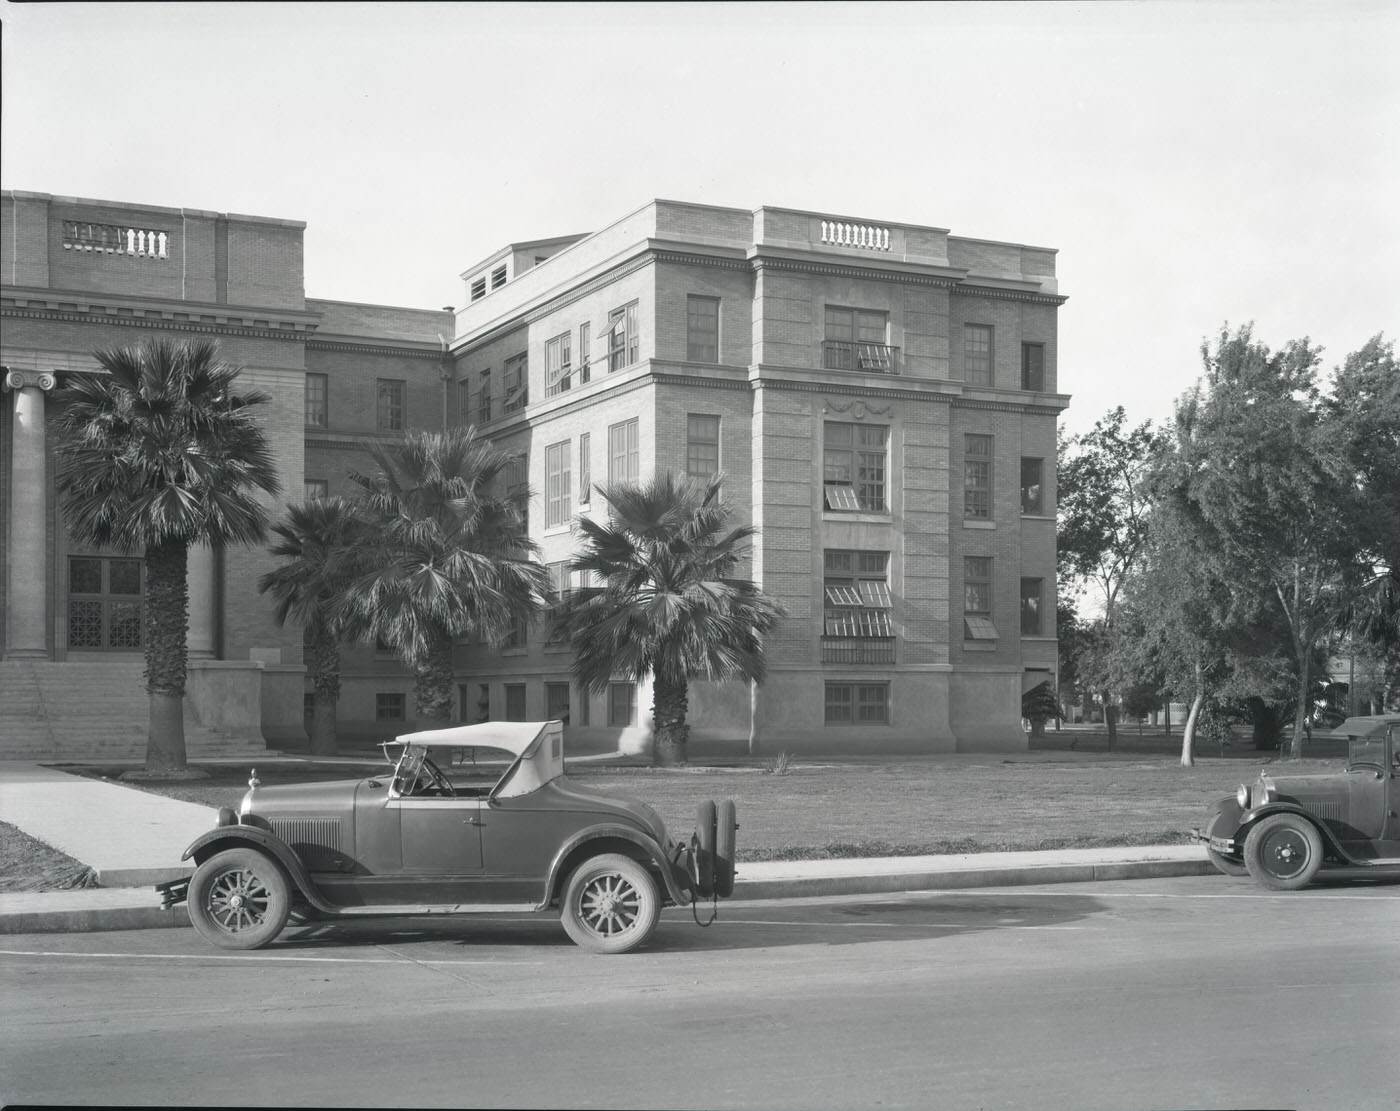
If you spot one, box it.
[820,220,891,251]
[62,221,169,259]
[822,340,900,375]
[821,638,896,665]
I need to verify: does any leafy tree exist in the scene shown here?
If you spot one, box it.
[52,339,279,775]
[1163,324,1377,758]
[341,427,549,725]
[1057,408,1167,744]
[554,473,784,767]
[258,497,367,754]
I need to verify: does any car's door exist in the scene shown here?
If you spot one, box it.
[478,793,591,902]
[395,796,485,901]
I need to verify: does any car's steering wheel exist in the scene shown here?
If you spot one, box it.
[419,758,456,798]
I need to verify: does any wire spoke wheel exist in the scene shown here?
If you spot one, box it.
[561,854,659,954]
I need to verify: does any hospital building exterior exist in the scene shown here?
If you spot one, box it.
[1,189,1069,760]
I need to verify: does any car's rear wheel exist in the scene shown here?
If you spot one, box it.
[560,854,660,954]
[1204,807,1248,877]
[1244,814,1324,891]
[714,799,737,898]
[188,847,291,950]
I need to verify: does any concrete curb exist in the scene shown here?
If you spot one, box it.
[0,853,1216,935]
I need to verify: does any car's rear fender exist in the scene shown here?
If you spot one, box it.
[543,825,693,910]
[1238,803,1356,863]
[183,826,337,913]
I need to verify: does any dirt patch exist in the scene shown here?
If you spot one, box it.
[0,821,98,892]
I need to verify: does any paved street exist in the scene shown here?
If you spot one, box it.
[3,875,1397,1110]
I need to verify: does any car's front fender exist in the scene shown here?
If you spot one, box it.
[542,824,693,910]
[1238,803,1354,862]
[182,825,338,913]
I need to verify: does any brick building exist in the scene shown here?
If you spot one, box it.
[1,190,1068,758]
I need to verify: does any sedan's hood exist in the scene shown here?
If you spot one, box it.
[241,778,363,815]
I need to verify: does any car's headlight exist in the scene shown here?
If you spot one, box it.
[1236,784,1251,809]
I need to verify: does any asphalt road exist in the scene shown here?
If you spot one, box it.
[2,875,1397,1111]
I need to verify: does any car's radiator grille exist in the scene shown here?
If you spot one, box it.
[270,818,344,870]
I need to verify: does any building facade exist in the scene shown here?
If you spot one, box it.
[1,190,1067,758]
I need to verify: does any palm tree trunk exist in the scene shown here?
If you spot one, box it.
[652,679,689,767]
[143,538,189,774]
[414,630,456,724]
[308,630,341,756]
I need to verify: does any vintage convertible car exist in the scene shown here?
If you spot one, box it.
[1194,715,1400,889]
[159,721,738,953]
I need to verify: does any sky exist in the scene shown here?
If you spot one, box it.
[2,0,1396,437]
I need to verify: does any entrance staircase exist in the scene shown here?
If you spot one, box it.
[0,660,271,762]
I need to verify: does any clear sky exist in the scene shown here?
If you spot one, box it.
[2,0,1395,437]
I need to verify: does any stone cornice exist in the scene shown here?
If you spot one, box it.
[951,284,1068,306]
[306,337,447,361]
[750,253,961,290]
[749,364,1070,413]
[1,292,320,341]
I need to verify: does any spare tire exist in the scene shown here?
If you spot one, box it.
[691,799,716,898]
[714,799,737,898]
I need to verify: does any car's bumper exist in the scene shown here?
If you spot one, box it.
[1190,827,1238,855]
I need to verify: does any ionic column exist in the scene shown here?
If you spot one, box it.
[187,541,216,658]
[4,370,56,659]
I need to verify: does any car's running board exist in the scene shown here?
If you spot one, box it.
[323,903,541,917]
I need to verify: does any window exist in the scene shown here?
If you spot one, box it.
[377,379,405,431]
[1021,343,1045,391]
[456,378,471,425]
[608,683,637,727]
[545,441,571,528]
[964,556,997,640]
[686,414,720,479]
[964,434,993,519]
[579,322,591,385]
[579,431,591,505]
[503,352,528,413]
[476,368,491,424]
[491,264,507,290]
[1021,578,1044,636]
[823,550,894,637]
[470,277,487,301]
[964,324,993,386]
[824,307,893,372]
[67,556,142,651]
[305,373,327,428]
[545,332,572,396]
[505,684,526,722]
[607,301,639,372]
[305,479,328,501]
[687,295,720,363]
[376,693,406,722]
[608,418,639,484]
[825,682,890,725]
[505,453,529,532]
[546,682,571,724]
[823,422,887,511]
[1021,458,1044,516]
[477,683,490,723]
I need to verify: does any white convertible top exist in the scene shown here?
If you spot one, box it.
[388,720,565,798]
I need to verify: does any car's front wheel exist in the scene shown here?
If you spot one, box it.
[1244,814,1324,891]
[188,847,291,950]
[560,854,660,954]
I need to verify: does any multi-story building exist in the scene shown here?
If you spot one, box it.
[1,190,1067,759]
[448,200,1069,753]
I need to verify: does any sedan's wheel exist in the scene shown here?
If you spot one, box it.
[560,854,660,954]
[1204,808,1248,877]
[1244,814,1324,891]
[188,848,291,950]
[714,799,737,898]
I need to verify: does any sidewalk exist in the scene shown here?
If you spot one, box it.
[0,760,1213,935]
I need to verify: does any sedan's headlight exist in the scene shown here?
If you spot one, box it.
[1236,784,1251,809]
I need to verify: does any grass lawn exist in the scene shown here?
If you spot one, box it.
[5,741,1337,892]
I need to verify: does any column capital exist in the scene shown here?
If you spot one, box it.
[3,369,58,392]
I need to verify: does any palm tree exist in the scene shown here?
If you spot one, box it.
[258,497,367,755]
[52,339,279,776]
[341,427,549,724]
[554,473,783,766]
